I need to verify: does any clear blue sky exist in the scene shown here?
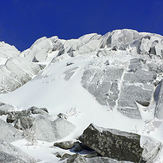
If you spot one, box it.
[0,0,163,51]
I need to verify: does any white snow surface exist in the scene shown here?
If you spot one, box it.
[0,29,163,162]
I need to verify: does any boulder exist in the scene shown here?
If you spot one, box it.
[32,116,75,142]
[79,124,144,162]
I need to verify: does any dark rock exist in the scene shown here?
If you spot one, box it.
[6,113,16,123]
[66,62,74,66]
[72,142,84,152]
[79,124,144,162]
[57,113,68,119]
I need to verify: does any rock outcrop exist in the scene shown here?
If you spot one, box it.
[79,124,144,162]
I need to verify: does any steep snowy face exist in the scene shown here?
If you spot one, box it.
[1,29,162,118]
[0,42,41,93]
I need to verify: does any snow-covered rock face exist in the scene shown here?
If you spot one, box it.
[0,29,163,120]
[0,29,163,162]
[0,42,41,93]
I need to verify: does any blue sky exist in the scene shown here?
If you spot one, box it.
[0,0,163,51]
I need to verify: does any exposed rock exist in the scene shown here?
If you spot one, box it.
[79,124,144,162]
[72,142,85,152]
[57,113,68,119]
[81,57,156,119]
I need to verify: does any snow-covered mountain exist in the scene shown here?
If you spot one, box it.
[0,29,163,163]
